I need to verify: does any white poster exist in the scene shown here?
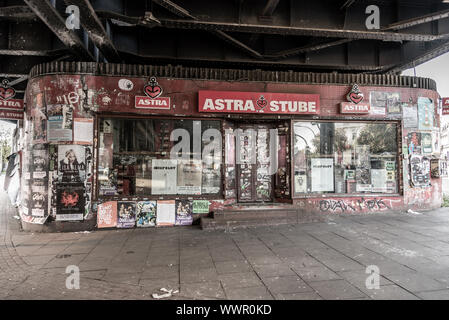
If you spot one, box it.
[371,169,387,193]
[177,159,202,194]
[151,159,177,194]
[73,118,94,144]
[156,200,175,226]
[311,158,334,192]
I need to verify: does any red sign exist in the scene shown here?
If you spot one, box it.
[443,97,449,106]
[135,96,171,109]
[340,102,370,114]
[198,91,320,114]
[442,97,449,115]
[0,98,23,110]
[0,110,23,120]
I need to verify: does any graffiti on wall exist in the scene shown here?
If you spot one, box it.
[318,197,401,213]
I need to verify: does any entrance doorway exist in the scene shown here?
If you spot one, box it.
[236,123,275,203]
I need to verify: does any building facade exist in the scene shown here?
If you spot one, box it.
[20,62,442,231]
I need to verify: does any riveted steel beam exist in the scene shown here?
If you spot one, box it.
[64,0,121,62]
[152,0,197,19]
[385,8,449,31]
[22,0,94,61]
[0,5,37,21]
[157,18,447,42]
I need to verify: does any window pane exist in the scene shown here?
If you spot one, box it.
[98,118,221,197]
[293,121,398,195]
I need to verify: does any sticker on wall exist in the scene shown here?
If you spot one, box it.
[418,97,434,131]
[407,132,422,154]
[421,133,433,154]
[97,201,118,228]
[136,201,156,227]
[117,201,136,228]
[192,200,210,214]
[156,200,176,226]
[58,145,86,183]
[175,200,193,226]
[31,93,47,143]
[410,154,431,187]
[402,104,418,128]
[118,79,134,91]
[73,118,94,144]
[56,184,85,221]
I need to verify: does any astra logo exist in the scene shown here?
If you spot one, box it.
[202,98,317,113]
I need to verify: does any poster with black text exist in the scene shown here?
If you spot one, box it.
[56,184,85,221]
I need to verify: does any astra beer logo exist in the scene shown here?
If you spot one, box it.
[347,84,364,104]
[340,84,370,114]
[199,91,320,114]
[135,76,171,109]
[0,79,15,101]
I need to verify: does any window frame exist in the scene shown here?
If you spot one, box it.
[94,114,225,201]
[291,119,403,198]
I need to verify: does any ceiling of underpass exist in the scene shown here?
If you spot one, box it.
[2,0,449,96]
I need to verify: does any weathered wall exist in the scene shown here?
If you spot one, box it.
[20,73,441,227]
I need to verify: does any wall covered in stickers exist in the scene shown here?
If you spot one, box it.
[21,71,442,228]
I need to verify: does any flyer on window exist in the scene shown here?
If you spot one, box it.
[311,158,334,192]
[156,200,176,226]
[151,159,177,194]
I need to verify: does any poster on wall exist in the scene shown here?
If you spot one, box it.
[175,200,193,226]
[151,159,177,194]
[311,158,334,192]
[73,118,94,144]
[136,201,156,227]
[421,133,433,154]
[387,93,401,114]
[97,201,117,228]
[407,132,422,154]
[193,200,210,214]
[418,97,435,131]
[156,200,176,226]
[56,184,85,221]
[31,94,47,143]
[47,104,73,141]
[402,104,418,128]
[32,147,48,178]
[177,159,202,194]
[31,184,47,217]
[57,145,86,183]
[410,154,431,187]
[117,201,136,228]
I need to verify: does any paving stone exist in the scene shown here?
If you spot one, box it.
[180,281,226,299]
[224,286,274,300]
[215,260,253,274]
[253,263,296,278]
[308,280,367,300]
[385,272,449,293]
[366,285,420,300]
[219,272,263,289]
[275,292,323,300]
[262,275,312,294]
[293,265,341,282]
[180,267,219,284]
[416,289,449,300]
[141,265,179,280]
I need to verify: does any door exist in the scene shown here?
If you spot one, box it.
[236,123,274,202]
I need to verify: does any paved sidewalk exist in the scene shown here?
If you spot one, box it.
[2,189,449,299]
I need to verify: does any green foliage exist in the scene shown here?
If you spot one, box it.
[356,123,397,154]
[442,195,449,208]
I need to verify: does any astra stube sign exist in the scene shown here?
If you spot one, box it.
[198,91,320,115]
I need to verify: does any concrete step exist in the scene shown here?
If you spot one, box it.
[201,209,323,231]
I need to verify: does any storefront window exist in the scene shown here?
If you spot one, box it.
[293,121,398,195]
[98,118,222,197]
